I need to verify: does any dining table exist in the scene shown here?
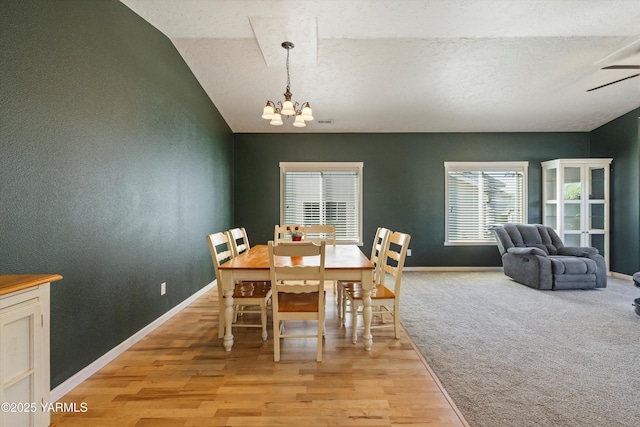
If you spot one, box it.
[218,243,375,351]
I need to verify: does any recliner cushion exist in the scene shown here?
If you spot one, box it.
[502,224,559,255]
[549,256,597,275]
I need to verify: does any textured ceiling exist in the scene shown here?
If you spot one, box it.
[120,0,640,133]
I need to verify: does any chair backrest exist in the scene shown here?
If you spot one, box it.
[268,240,326,296]
[493,223,564,256]
[303,224,336,245]
[381,231,411,297]
[274,224,303,243]
[206,232,235,299]
[228,227,250,257]
[371,227,391,284]
[269,240,326,283]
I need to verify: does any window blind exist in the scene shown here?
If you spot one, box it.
[445,162,527,244]
[281,163,362,243]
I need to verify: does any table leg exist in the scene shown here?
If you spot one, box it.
[220,271,234,351]
[362,290,373,351]
[223,289,235,351]
[361,269,374,351]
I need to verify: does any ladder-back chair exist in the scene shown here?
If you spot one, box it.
[228,227,250,257]
[303,224,336,245]
[274,224,303,243]
[339,227,391,319]
[344,231,411,344]
[268,240,326,362]
[206,232,272,340]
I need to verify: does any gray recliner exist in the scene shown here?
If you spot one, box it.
[493,223,607,290]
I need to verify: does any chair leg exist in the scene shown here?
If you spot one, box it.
[260,302,268,341]
[316,324,323,362]
[273,319,281,362]
[393,301,400,339]
[340,287,349,325]
[317,311,324,363]
[351,299,359,344]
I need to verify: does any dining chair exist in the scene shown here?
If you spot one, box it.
[343,231,411,344]
[227,226,273,320]
[303,224,336,245]
[274,224,303,243]
[206,232,272,340]
[301,224,337,292]
[268,240,326,362]
[338,227,391,320]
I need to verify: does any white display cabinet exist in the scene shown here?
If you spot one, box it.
[541,158,612,268]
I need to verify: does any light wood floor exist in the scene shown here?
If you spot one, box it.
[51,286,468,426]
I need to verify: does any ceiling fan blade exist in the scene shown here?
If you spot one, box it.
[587,73,640,92]
[603,65,640,69]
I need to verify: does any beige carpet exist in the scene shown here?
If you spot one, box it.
[400,271,640,427]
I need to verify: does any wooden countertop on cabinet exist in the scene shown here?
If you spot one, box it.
[0,274,63,296]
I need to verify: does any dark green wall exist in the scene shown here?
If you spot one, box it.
[0,1,233,388]
[233,133,590,267]
[591,108,640,275]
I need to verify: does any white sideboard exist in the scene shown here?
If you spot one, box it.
[0,274,62,427]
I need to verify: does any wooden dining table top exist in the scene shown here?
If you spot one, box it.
[218,244,374,270]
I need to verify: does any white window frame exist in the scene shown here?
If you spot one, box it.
[445,161,529,245]
[280,162,363,245]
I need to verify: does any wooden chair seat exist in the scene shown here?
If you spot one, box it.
[344,283,395,299]
[234,282,271,298]
[277,291,320,312]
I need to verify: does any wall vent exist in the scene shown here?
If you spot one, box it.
[317,119,334,124]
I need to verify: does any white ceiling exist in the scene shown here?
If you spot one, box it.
[120,0,640,133]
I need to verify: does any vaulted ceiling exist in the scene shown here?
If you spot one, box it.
[120,0,640,133]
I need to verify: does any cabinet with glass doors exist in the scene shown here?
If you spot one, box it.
[541,158,612,269]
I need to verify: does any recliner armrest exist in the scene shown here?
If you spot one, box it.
[506,247,547,256]
[557,246,599,257]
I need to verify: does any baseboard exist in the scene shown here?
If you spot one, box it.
[610,271,633,281]
[50,280,215,402]
[404,266,503,272]
[404,266,633,279]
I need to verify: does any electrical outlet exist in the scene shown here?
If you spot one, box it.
[160,282,166,295]
[407,249,412,256]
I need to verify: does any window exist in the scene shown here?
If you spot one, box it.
[445,161,528,245]
[280,162,363,244]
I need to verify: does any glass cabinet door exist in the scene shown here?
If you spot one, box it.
[588,166,606,233]
[587,165,607,257]
[562,166,582,244]
[543,166,558,229]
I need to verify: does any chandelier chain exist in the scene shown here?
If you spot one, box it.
[285,47,291,93]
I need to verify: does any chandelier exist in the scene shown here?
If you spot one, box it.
[261,41,314,127]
